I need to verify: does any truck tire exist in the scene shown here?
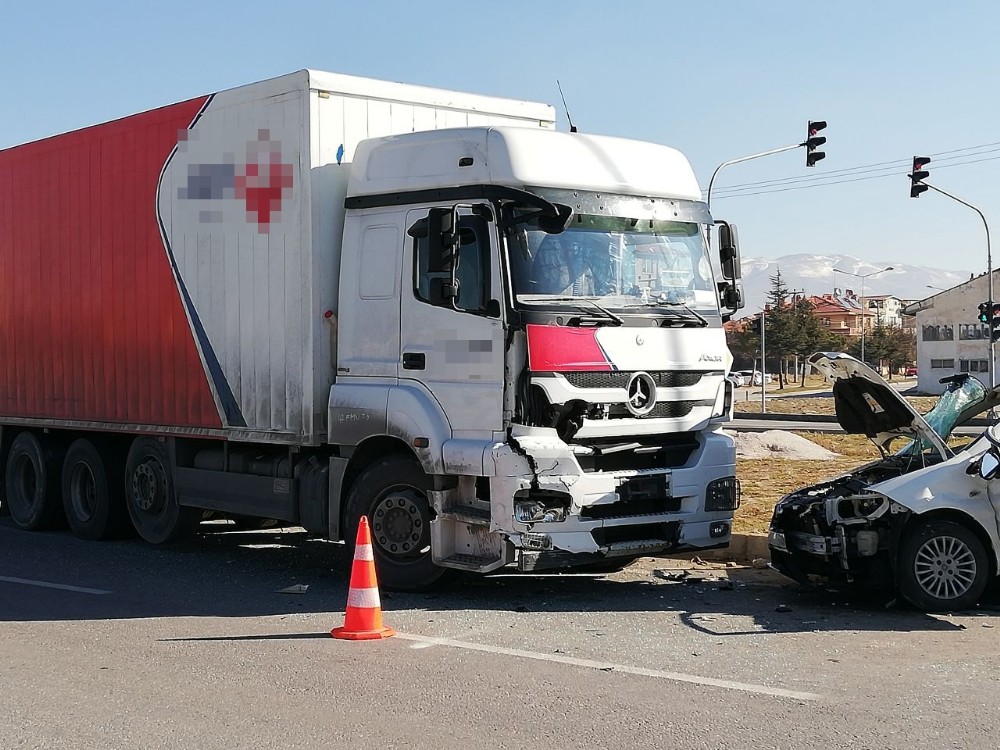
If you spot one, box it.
[125,437,198,545]
[897,519,989,612]
[345,455,453,591]
[61,438,129,541]
[4,431,64,530]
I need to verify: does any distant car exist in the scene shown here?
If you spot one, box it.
[905,366,918,377]
[727,372,746,388]
[735,370,769,387]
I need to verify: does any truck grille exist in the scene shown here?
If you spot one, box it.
[562,371,708,389]
[607,400,708,419]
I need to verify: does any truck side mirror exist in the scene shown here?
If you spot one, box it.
[429,276,459,306]
[427,206,460,274]
[716,221,742,280]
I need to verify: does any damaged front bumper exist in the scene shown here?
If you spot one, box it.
[768,492,905,588]
[491,424,738,570]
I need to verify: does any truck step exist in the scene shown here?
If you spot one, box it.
[437,553,506,573]
[439,505,492,525]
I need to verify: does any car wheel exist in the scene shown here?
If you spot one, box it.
[125,437,199,545]
[344,455,453,592]
[4,431,64,530]
[897,519,989,611]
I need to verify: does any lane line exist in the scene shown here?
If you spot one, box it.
[397,633,821,702]
[0,576,112,595]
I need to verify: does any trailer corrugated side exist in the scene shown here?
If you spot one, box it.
[0,70,555,444]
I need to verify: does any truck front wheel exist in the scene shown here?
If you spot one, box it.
[125,438,198,545]
[345,455,452,591]
[4,431,63,530]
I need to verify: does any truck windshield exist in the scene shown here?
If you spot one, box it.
[507,215,720,318]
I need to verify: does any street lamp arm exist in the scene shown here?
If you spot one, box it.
[706,143,803,210]
[921,183,992,270]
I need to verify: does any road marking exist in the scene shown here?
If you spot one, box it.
[0,576,112,595]
[397,633,821,702]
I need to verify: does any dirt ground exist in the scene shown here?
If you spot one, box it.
[734,395,938,416]
[734,432,880,535]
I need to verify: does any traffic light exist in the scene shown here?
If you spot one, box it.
[805,121,827,167]
[748,316,762,335]
[991,303,1000,343]
[979,302,991,324]
[910,156,931,198]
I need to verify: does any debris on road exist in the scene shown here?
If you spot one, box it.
[277,584,309,595]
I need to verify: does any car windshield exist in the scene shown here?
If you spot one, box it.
[507,214,720,316]
[900,375,987,455]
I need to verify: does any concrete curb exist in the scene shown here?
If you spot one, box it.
[673,533,770,563]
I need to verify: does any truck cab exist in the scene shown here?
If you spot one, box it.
[330,126,743,588]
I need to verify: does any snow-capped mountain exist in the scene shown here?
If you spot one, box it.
[735,254,972,317]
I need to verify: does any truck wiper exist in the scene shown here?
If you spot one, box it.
[626,301,708,327]
[521,296,624,326]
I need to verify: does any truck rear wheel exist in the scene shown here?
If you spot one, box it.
[62,438,129,541]
[4,431,64,530]
[125,437,198,545]
[345,455,452,591]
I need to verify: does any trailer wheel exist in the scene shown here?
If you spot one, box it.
[345,455,452,591]
[125,437,198,545]
[4,432,64,530]
[61,439,128,541]
[898,519,989,612]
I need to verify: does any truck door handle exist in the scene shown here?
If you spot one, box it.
[402,352,426,370]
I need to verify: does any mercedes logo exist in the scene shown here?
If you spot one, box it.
[625,371,657,417]
[635,334,645,346]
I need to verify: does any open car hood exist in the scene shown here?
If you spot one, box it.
[808,352,950,459]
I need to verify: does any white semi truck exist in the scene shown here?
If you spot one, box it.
[0,70,744,589]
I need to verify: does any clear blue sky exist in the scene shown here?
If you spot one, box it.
[3,0,998,272]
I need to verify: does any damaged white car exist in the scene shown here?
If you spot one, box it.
[768,352,1000,611]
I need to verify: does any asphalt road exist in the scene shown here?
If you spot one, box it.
[4,519,1000,749]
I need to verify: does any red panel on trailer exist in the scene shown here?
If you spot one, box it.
[0,97,221,428]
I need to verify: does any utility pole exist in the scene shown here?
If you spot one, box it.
[909,158,994,387]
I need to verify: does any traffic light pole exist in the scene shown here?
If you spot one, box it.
[920,182,994,388]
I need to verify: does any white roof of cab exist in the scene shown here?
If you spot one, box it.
[349,126,703,201]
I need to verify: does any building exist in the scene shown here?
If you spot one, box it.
[866,294,916,330]
[904,272,996,394]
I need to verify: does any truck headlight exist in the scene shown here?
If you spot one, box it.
[705,477,741,511]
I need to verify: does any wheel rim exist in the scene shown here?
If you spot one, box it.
[69,461,98,522]
[913,534,978,601]
[369,486,431,562]
[132,459,167,515]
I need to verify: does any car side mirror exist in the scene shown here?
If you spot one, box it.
[972,450,1000,481]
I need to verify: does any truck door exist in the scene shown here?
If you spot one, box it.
[399,207,505,438]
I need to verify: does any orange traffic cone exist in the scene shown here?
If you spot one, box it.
[331,516,396,640]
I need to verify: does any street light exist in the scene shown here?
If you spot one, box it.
[833,266,894,364]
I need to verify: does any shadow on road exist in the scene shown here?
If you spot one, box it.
[0,519,977,635]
